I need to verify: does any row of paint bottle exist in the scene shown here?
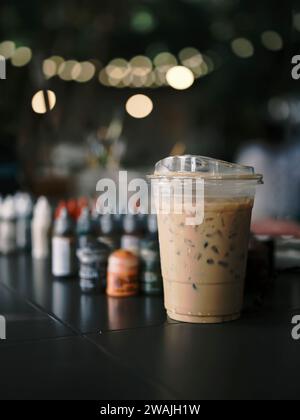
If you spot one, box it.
[52,201,163,296]
[0,193,36,255]
[0,193,163,297]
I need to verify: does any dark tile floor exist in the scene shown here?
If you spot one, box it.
[0,255,299,400]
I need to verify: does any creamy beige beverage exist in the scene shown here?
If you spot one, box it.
[151,155,262,324]
[157,198,253,323]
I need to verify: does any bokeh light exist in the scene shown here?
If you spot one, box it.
[131,9,156,34]
[154,52,177,73]
[58,60,78,81]
[130,55,152,77]
[0,41,16,59]
[31,90,56,114]
[72,61,96,82]
[293,13,300,31]
[43,56,64,78]
[99,68,111,86]
[11,47,32,67]
[231,38,254,58]
[106,58,130,81]
[43,58,57,79]
[261,31,283,51]
[166,66,194,90]
[179,47,203,69]
[125,94,153,118]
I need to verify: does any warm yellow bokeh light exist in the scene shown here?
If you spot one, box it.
[0,41,16,59]
[31,90,56,114]
[106,58,130,80]
[154,52,177,67]
[49,55,64,68]
[154,69,166,86]
[179,47,203,69]
[58,60,78,81]
[166,66,194,90]
[261,31,283,51]
[75,61,96,82]
[154,52,177,74]
[144,71,156,87]
[231,38,254,58]
[125,94,153,118]
[43,59,57,79]
[11,47,32,67]
[99,68,111,86]
[130,55,152,77]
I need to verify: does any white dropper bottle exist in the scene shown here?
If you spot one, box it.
[15,193,33,251]
[31,197,52,259]
[0,195,17,255]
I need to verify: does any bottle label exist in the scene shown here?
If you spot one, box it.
[52,237,76,277]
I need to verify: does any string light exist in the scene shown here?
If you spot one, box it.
[98,68,111,86]
[0,41,15,59]
[72,61,96,82]
[43,58,57,79]
[0,38,214,89]
[125,94,153,118]
[31,90,56,114]
[261,31,283,51]
[130,55,152,77]
[179,47,203,68]
[106,58,130,81]
[11,47,32,67]
[58,60,78,81]
[166,66,194,90]
[154,52,177,74]
[231,38,254,58]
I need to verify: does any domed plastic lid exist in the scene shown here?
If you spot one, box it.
[151,155,263,182]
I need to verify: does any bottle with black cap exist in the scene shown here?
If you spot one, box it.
[52,207,77,278]
[140,215,163,295]
[76,207,95,249]
[77,239,110,293]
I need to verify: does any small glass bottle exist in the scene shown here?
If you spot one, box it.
[106,249,139,297]
[121,214,142,256]
[76,207,95,249]
[140,239,163,295]
[140,215,163,295]
[52,207,77,278]
[15,193,33,252]
[0,195,17,255]
[31,197,52,259]
[99,214,120,251]
[77,239,110,293]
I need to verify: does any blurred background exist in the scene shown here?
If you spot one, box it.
[0,0,299,224]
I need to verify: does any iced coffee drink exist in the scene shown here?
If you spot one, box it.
[151,155,262,323]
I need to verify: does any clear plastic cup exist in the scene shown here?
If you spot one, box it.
[149,155,263,324]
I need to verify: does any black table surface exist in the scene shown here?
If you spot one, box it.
[0,254,299,400]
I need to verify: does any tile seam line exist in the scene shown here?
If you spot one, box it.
[0,334,79,348]
[83,333,178,400]
[0,280,81,336]
[96,320,179,335]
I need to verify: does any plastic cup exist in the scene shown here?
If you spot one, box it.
[149,155,263,324]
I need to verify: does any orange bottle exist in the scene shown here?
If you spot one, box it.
[106,250,139,297]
